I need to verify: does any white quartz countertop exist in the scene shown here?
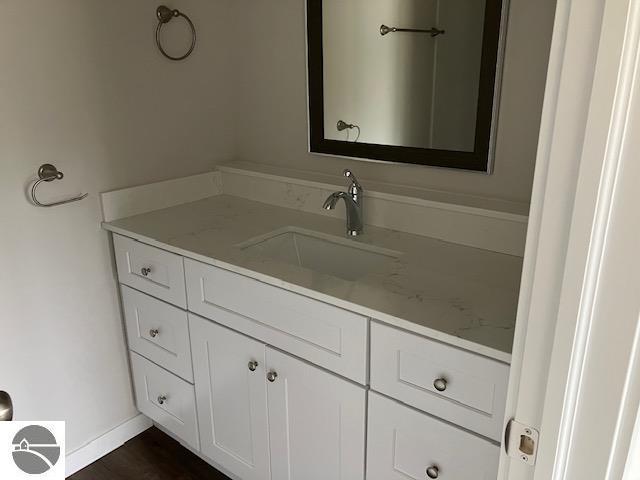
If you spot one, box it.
[103,195,522,363]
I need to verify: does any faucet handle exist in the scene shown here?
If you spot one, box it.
[343,169,362,193]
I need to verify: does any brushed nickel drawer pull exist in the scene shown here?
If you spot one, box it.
[426,465,439,478]
[433,378,447,392]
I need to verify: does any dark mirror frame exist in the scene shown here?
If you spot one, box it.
[306,0,506,172]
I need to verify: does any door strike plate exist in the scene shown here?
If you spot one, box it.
[505,419,539,466]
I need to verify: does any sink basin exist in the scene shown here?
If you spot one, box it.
[237,227,402,281]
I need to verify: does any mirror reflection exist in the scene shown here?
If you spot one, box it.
[322,0,486,151]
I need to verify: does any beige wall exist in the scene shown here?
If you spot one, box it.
[232,0,557,204]
[0,0,235,452]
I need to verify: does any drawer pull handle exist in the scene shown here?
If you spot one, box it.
[267,371,278,383]
[141,267,152,277]
[149,329,159,338]
[433,378,447,392]
[248,360,259,372]
[157,395,167,405]
[426,465,439,478]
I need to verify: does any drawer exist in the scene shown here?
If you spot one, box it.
[185,258,368,384]
[367,392,499,480]
[130,352,199,450]
[370,322,509,441]
[113,234,186,308]
[122,285,193,382]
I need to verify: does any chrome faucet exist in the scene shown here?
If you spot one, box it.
[323,169,364,236]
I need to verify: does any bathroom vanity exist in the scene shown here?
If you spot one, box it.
[103,191,520,480]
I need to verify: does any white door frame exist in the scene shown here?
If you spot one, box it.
[624,409,640,478]
[500,0,640,478]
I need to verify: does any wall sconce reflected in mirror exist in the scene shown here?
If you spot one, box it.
[337,120,361,142]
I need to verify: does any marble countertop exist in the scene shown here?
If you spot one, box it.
[103,195,523,363]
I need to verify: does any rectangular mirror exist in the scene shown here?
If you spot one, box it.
[306,0,506,172]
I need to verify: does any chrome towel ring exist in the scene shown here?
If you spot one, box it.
[30,164,88,208]
[155,5,196,61]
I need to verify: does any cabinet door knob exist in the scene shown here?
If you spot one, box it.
[426,465,439,478]
[149,328,159,338]
[248,360,259,372]
[433,378,447,392]
[157,395,167,405]
[267,371,278,383]
[141,267,152,277]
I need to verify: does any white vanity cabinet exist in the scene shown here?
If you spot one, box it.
[110,233,507,480]
[190,313,366,480]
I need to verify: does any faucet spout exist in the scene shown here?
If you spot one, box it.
[323,190,364,236]
[322,191,344,210]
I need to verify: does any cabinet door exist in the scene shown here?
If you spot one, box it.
[190,314,270,480]
[266,348,366,480]
[367,392,500,480]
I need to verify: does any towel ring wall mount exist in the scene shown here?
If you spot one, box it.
[155,5,196,61]
[30,164,88,208]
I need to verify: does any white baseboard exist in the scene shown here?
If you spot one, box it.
[65,413,152,477]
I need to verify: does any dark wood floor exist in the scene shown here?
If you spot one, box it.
[69,427,231,480]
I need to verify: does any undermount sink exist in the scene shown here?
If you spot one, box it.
[237,227,402,281]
